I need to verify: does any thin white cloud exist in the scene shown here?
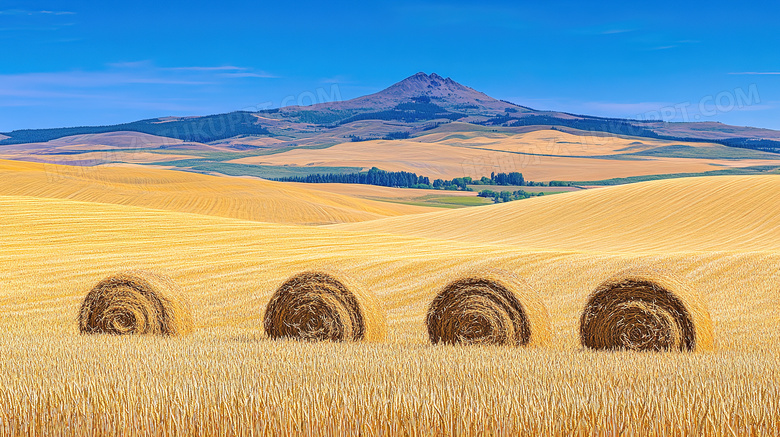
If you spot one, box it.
[104,62,278,79]
[571,23,641,36]
[728,72,780,75]
[600,29,635,35]
[162,65,277,78]
[0,9,75,15]
[320,75,351,84]
[220,71,277,78]
[165,66,248,72]
[39,11,76,15]
[108,60,155,69]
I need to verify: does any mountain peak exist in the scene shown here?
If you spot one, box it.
[391,72,465,93]
[295,72,523,115]
[274,71,529,117]
[410,71,448,80]
[368,72,519,114]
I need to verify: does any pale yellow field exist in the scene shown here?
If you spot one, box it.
[283,181,484,208]
[336,175,780,252]
[20,151,200,164]
[1,170,779,434]
[413,128,689,156]
[232,135,778,181]
[0,159,438,225]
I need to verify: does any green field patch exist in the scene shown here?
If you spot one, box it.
[373,194,492,209]
[148,160,364,179]
[467,184,583,193]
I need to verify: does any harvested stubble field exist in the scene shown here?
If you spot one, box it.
[0,159,437,225]
[0,172,779,435]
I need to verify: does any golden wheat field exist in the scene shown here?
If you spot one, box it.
[0,159,437,225]
[0,164,779,435]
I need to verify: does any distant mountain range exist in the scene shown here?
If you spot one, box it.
[2,72,779,153]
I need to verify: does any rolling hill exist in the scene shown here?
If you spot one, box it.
[1,173,778,433]
[335,175,780,253]
[0,191,777,346]
[0,159,439,225]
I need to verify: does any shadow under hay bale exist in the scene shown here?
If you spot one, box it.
[78,270,194,336]
[580,269,714,352]
[263,270,387,342]
[426,270,550,347]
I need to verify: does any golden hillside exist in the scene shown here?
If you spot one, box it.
[335,175,780,253]
[0,159,438,225]
[0,193,778,434]
[1,194,777,346]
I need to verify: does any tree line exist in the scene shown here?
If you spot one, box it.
[478,189,545,203]
[275,168,542,190]
[275,167,431,188]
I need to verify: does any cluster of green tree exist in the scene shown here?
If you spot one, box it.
[383,131,411,140]
[431,178,473,190]
[722,138,780,153]
[276,169,547,192]
[478,172,524,186]
[393,101,447,113]
[477,189,545,203]
[464,172,553,186]
[434,171,545,190]
[336,110,463,125]
[348,135,378,142]
[348,131,412,142]
[482,114,521,126]
[274,167,431,188]
[453,103,479,110]
[290,110,349,125]
[0,112,271,145]
[499,100,533,111]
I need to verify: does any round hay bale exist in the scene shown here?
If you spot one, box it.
[580,269,714,352]
[426,270,550,346]
[263,270,387,342]
[79,270,193,336]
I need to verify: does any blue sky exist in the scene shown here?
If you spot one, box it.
[1,0,778,131]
